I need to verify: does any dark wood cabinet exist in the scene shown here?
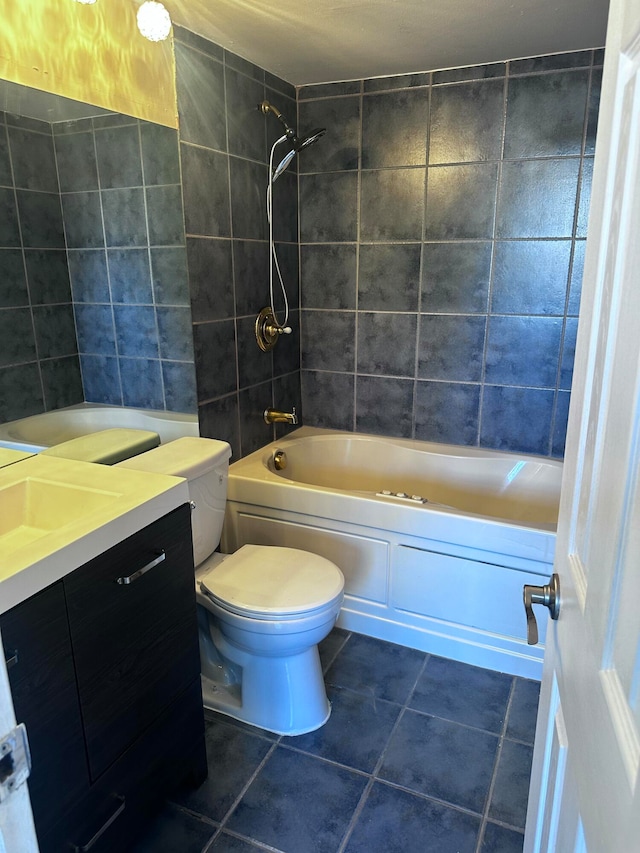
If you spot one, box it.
[0,503,207,852]
[0,581,89,836]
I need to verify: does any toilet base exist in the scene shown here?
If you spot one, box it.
[200,641,332,736]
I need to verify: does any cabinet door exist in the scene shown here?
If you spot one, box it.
[0,582,89,838]
[64,503,200,781]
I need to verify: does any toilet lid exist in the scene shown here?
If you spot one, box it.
[199,545,344,617]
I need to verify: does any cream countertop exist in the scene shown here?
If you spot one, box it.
[0,448,34,468]
[0,454,190,615]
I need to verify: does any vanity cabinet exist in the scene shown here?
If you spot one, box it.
[0,503,206,852]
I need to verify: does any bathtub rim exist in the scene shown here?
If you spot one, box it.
[237,425,565,466]
[0,402,199,450]
[227,427,559,568]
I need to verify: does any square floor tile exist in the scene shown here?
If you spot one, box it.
[488,740,534,829]
[379,710,498,813]
[409,656,513,733]
[282,685,401,773]
[171,718,273,822]
[130,803,216,853]
[345,781,480,853]
[325,634,425,705]
[505,679,540,744]
[225,746,367,853]
[481,820,525,852]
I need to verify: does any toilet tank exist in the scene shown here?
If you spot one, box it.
[117,437,232,566]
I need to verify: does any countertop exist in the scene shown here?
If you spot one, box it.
[0,454,190,615]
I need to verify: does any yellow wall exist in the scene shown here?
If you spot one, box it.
[0,0,177,127]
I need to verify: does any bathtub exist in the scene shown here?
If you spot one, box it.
[221,427,563,679]
[0,403,199,452]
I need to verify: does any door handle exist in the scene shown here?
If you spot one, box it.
[523,573,560,645]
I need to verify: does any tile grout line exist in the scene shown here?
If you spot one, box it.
[474,675,518,853]
[204,738,282,848]
[335,652,431,853]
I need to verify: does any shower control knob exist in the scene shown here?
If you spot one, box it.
[523,573,560,645]
[281,326,292,334]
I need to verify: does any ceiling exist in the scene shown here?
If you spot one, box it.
[164,0,610,86]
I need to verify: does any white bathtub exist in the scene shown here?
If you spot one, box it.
[0,403,199,452]
[222,427,563,679]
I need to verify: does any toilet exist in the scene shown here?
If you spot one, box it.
[117,436,344,736]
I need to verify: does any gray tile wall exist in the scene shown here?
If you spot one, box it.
[0,107,198,425]
[175,28,301,460]
[56,113,197,412]
[297,50,603,457]
[0,111,83,423]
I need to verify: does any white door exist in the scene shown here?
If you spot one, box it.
[0,633,39,852]
[524,0,640,850]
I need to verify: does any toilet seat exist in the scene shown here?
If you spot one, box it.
[199,544,344,620]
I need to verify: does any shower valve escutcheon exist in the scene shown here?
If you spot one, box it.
[523,573,560,645]
[255,307,291,352]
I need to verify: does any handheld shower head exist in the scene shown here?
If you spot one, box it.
[272,148,296,182]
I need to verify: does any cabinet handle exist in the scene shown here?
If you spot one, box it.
[4,650,18,670]
[70,794,125,851]
[116,550,166,585]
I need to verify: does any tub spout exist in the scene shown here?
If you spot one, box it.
[264,407,298,425]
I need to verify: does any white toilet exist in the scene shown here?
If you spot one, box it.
[118,436,344,735]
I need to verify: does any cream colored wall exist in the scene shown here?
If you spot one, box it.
[0,0,177,127]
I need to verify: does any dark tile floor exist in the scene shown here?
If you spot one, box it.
[133,629,540,853]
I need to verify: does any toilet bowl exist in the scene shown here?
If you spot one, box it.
[117,437,345,735]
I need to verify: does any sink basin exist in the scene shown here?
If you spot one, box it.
[0,478,121,555]
[0,453,190,613]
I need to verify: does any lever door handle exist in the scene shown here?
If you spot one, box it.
[523,573,560,645]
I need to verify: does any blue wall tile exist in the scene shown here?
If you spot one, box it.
[300,172,358,242]
[480,385,554,455]
[362,89,429,168]
[497,159,580,238]
[504,71,589,158]
[108,248,152,303]
[491,241,571,315]
[415,381,480,446]
[357,312,417,377]
[355,375,414,437]
[485,316,563,388]
[0,249,28,307]
[425,163,498,239]
[297,50,599,457]
[302,310,356,372]
[298,97,360,173]
[358,244,420,312]
[301,244,357,309]
[429,79,504,164]
[421,242,492,314]
[418,315,487,382]
[80,354,122,405]
[120,357,164,408]
[360,168,426,241]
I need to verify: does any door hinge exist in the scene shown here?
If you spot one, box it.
[0,723,31,802]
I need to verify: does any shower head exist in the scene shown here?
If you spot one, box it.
[260,100,325,179]
[295,127,326,150]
